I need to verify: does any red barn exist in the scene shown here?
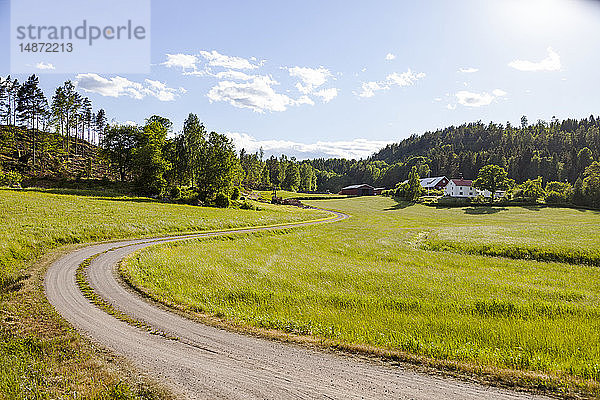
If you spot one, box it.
[339,184,375,196]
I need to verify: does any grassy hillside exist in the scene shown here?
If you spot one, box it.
[0,188,327,399]
[122,197,600,397]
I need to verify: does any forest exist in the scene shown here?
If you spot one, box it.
[1,74,599,208]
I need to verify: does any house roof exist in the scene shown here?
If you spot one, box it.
[419,176,448,188]
[451,179,473,187]
[341,184,375,190]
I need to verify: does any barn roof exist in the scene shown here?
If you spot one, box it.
[341,184,375,190]
[419,176,448,188]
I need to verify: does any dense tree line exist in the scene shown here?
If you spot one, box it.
[298,116,599,195]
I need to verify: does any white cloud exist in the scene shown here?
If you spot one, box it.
[214,70,254,81]
[357,69,425,98]
[458,67,478,73]
[492,89,507,97]
[36,62,55,70]
[454,89,507,108]
[313,88,338,103]
[287,66,338,103]
[163,53,198,70]
[446,104,456,110]
[226,132,392,160]
[207,75,306,113]
[357,81,387,98]
[75,73,184,102]
[387,70,426,87]
[385,53,396,61]
[288,66,331,91]
[508,47,561,72]
[199,50,259,70]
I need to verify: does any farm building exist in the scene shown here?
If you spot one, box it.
[374,187,385,195]
[420,176,449,191]
[339,184,375,196]
[400,176,449,191]
[445,179,478,198]
[445,179,507,198]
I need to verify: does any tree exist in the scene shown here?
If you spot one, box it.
[182,113,206,185]
[283,162,300,191]
[545,181,573,204]
[395,166,422,201]
[240,148,263,190]
[196,132,241,202]
[260,164,271,189]
[473,165,512,203]
[132,120,169,196]
[299,163,316,192]
[582,161,600,208]
[100,124,138,181]
[0,76,20,125]
[95,109,107,144]
[81,97,93,145]
[515,177,546,202]
[576,147,594,176]
[265,156,284,189]
[16,75,48,167]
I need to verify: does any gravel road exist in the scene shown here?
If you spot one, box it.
[45,210,551,399]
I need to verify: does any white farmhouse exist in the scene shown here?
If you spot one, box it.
[445,179,478,198]
[445,179,507,199]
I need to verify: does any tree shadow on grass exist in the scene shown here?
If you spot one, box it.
[463,206,508,214]
[384,197,412,210]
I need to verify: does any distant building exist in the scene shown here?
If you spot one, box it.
[373,187,385,195]
[420,176,449,191]
[445,179,507,198]
[339,184,375,196]
[445,179,477,198]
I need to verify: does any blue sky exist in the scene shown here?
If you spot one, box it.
[2,0,600,159]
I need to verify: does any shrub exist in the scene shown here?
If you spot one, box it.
[231,187,240,200]
[214,193,230,208]
[0,170,23,187]
[179,188,199,205]
[169,186,182,200]
[240,201,258,210]
[545,181,573,204]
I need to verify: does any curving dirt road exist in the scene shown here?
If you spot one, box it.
[45,210,550,400]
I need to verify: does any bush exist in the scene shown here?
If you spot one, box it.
[0,170,23,187]
[231,187,240,200]
[169,186,182,200]
[214,193,230,208]
[178,187,199,205]
[545,181,573,204]
[240,201,258,210]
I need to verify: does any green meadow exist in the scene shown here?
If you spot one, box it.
[122,196,600,395]
[0,188,326,399]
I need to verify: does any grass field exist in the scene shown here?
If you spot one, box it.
[0,188,327,400]
[122,197,600,396]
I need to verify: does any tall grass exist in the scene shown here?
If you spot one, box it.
[0,188,326,399]
[0,188,327,289]
[122,197,600,392]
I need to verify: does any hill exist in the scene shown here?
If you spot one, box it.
[370,116,599,184]
[0,125,114,183]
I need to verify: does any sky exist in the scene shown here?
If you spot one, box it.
[2,0,600,159]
